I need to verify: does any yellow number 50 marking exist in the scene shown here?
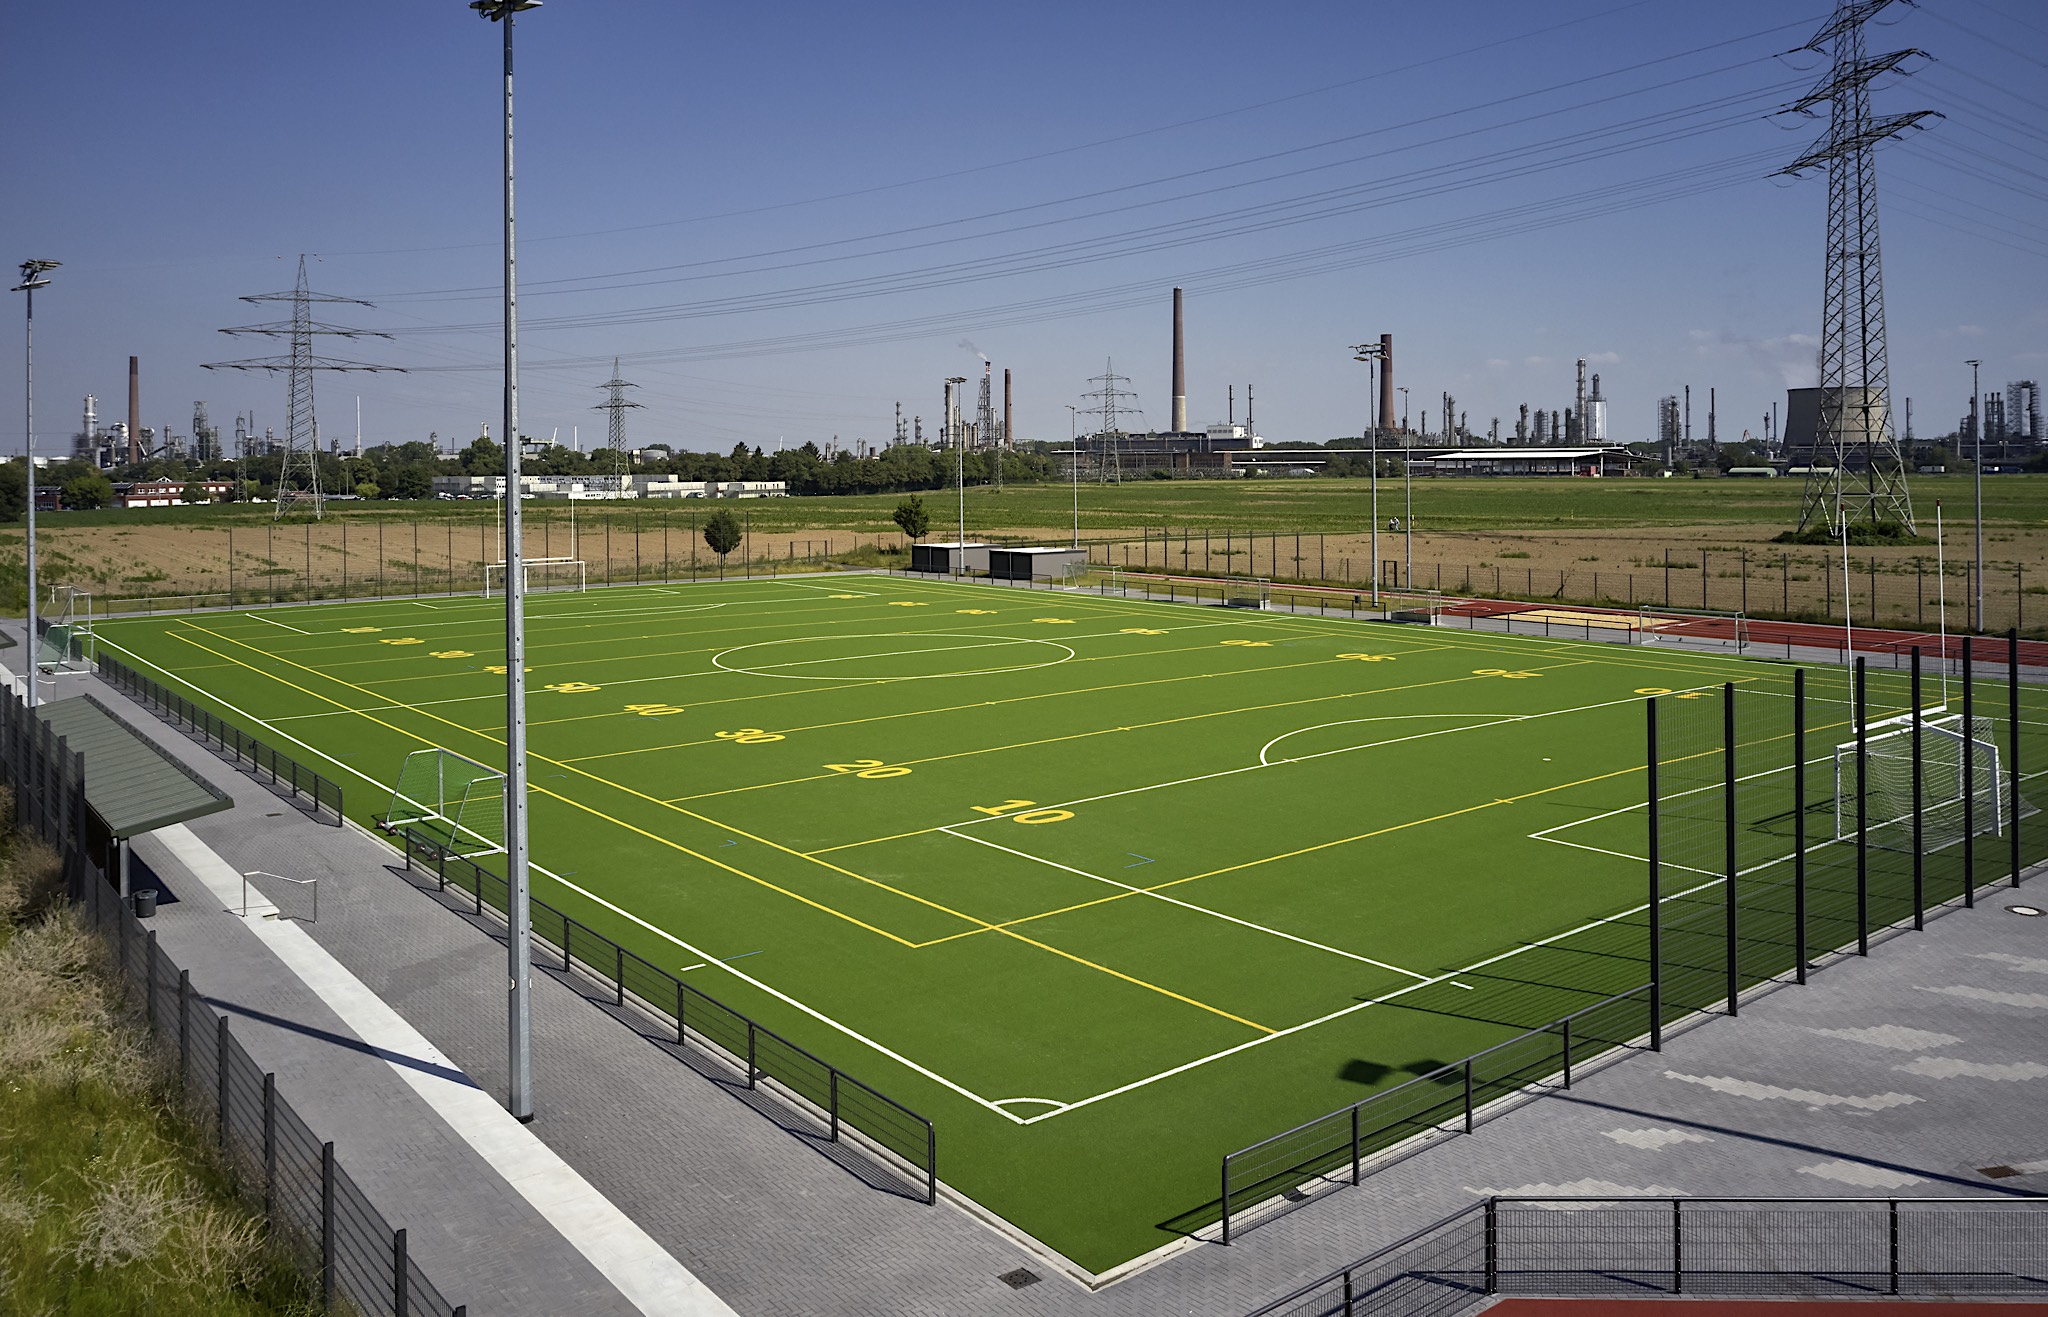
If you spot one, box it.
[825,759,911,779]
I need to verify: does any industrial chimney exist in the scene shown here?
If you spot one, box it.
[1171,288,1187,434]
[128,357,141,464]
[1003,369,1013,452]
[1380,333,1394,436]
[1574,358,1587,445]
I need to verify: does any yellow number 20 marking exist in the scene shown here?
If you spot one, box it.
[825,759,911,780]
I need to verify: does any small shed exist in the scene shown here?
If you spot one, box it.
[37,695,233,899]
[909,542,992,574]
[987,547,1087,581]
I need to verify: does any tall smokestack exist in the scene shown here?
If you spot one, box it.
[128,357,141,464]
[1380,333,1394,435]
[1574,358,1587,445]
[1171,287,1187,433]
[1003,368,1013,452]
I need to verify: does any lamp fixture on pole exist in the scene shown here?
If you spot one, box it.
[12,260,59,709]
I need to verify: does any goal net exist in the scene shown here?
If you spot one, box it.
[37,587,95,674]
[1638,606,1749,652]
[1383,588,1445,625]
[1834,711,2006,852]
[484,558,587,598]
[1223,576,1272,610]
[378,749,508,857]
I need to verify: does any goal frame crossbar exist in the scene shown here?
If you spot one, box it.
[483,557,587,598]
[1833,708,2004,848]
[377,748,509,857]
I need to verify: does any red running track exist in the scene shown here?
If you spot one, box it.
[1485,1302,2048,1315]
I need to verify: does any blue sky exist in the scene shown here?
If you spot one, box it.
[3,0,2042,457]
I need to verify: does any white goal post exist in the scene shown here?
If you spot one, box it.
[38,585,96,675]
[377,748,508,857]
[1223,576,1272,610]
[1833,709,2005,852]
[484,557,587,597]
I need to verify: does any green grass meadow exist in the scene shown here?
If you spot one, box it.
[89,574,2048,1271]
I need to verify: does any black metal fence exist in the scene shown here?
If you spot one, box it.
[1219,634,2043,1244]
[96,650,343,820]
[0,683,459,1316]
[396,827,938,1204]
[1247,1196,2048,1316]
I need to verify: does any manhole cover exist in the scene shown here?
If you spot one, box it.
[1980,1165,2023,1179]
[998,1268,1041,1290]
[2007,905,2044,918]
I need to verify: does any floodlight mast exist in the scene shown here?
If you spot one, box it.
[946,376,968,570]
[473,0,540,1124]
[1352,341,1388,607]
[12,260,58,708]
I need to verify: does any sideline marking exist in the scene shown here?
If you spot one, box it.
[244,612,310,635]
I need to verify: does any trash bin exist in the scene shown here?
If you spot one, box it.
[133,888,158,918]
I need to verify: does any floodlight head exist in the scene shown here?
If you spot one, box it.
[1350,343,1386,363]
[470,0,540,18]
[11,259,59,293]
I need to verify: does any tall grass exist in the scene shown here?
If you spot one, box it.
[0,790,321,1315]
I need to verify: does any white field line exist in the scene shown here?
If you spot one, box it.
[91,634,1035,1126]
[244,612,310,634]
[946,686,1654,834]
[939,825,1438,983]
[715,634,1073,679]
[1007,865,1736,1126]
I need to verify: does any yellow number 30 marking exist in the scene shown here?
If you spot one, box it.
[1337,653,1396,662]
[825,759,911,779]
[1473,668,1539,679]
[716,728,784,744]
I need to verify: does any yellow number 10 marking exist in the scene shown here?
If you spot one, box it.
[826,759,912,780]
[969,799,1072,823]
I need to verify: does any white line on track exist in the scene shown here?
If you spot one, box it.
[939,825,1438,982]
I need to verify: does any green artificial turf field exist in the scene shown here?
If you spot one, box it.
[88,574,2043,1271]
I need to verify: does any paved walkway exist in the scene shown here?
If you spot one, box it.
[20,608,2044,1316]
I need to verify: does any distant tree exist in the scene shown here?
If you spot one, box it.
[181,480,210,504]
[355,481,381,500]
[389,466,433,500]
[891,494,930,543]
[460,434,502,475]
[702,506,743,577]
[62,471,114,510]
[0,462,25,522]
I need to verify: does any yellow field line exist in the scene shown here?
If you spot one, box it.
[172,619,1274,1034]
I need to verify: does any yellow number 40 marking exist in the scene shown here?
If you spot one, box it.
[625,702,684,717]
[825,759,911,779]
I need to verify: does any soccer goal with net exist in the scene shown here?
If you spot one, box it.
[484,558,587,598]
[1833,709,2011,852]
[1223,576,1272,610]
[37,586,96,675]
[377,749,508,856]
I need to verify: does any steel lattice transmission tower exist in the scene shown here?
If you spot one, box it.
[1775,1,1938,536]
[205,255,403,518]
[593,358,642,495]
[1080,358,1142,484]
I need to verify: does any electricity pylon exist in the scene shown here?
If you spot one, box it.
[1081,359,1142,484]
[593,359,642,496]
[1775,1,1938,536]
[205,255,402,518]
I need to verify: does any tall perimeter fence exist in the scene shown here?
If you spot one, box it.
[1246,1196,2048,1316]
[1219,633,2045,1244]
[0,683,462,1316]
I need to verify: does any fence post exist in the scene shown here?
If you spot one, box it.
[1648,697,1662,1049]
[180,970,192,1086]
[1723,684,1738,1014]
[1911,651,1924,929]
[1561,1017,1573,1088]
[1963,641,1976,908]
[1672,1198,1683,1294]
[828,1069,840,1143]
[1793,669,1808,984]
[147,930,159,1026]
[263,1073,277,1218]
[321,1142,336,1311]
[1484,1197,1499,1294]
[1462,1060,1474,1133]
[1855,657,1870,954]
[218,1015,231,1149]
[615,942,625,1006]
[1220,1157,1232,1245]
[2012,630,2024,889]
[394,1227,409,1317]
[746,1022,758,1088]
[1350,1105,1361,1185]
[1888,1199,1901,1295]
[925,1121,937,1206]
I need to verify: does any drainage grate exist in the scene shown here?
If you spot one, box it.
[998,1268,1042,1290]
